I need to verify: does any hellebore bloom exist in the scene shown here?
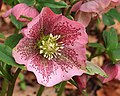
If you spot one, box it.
[99,64,120,83]
[13,7,88,87]
[72,0,120,27]
[3,3,39,22]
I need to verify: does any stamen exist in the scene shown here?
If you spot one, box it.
[37,34,64,60]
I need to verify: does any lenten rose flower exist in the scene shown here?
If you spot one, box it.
[3,3,39,22]
[99,64,120,83]
[12,7,88,87]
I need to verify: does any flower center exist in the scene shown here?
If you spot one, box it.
[37,34,64,60]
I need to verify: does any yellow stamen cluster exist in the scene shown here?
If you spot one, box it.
[37,34,64,60]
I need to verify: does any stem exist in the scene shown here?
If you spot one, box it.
[57,81,66,96]
[0,64,12,81]
[0,79,8,96]
[37,85,45,96]
[7,68,21,96]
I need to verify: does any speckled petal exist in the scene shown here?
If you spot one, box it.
[52,15,88,45]
[26,54,85,87]
[22,7,60,39]
[12,37,38,65]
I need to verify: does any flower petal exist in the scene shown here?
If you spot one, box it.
[80,0,111,13]
[115,64,120,80]
[12,37,38,65]
[99,64,118,83]
[3,3,39,22]
[52,15,88,45]
[26,54,85,87]
[22,7,60,39]
[75,11,92,27]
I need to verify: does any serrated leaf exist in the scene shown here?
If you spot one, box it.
[10,15,23,29]
[5,34,23,48]
[0,44,24,69]
[18,0,35,6]
[103,27,118,51]
[86,61,108,77]
[102,13,115,26]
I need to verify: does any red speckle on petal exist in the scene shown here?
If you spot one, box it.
[53,21,82,45]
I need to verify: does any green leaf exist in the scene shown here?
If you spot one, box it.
[107,8,120,22]
[108,48,120,62]
[18,0,35,6]
[10,15,23,30]
[0,33,5,39]
[38,0,68,8]
[0,44,24,69]
[103,27,118,50]
[19,73,26,90]
[102,13,115,26]
[86,61,108,77]
[88,43,105,50]
[5,34,23,48]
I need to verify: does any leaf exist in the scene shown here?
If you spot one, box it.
[86,61,108,77]
[88,43,105,50]
[103,27,118,51]
[5,33,23,48]
[108,48,120,62]
[108,8,120,22]
[38,0,68,8]
[0,44,24,69]
[18,0,35,6]
[19,73,26,90]
[0,33,5,39]
[102,13,115,26]
[10,15,23,29]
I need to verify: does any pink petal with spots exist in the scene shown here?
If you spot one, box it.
[12,37,38,65]
[3,3,39,22]
[52,15,88,45]
[115,64,120,80]
[75,11,92,27]
[99,64,118,83]
[22,7,60,39]
[26,54,85,87]
[80,0,111,13]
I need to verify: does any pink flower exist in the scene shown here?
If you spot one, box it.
[72,0,120,27]
[99,64,120,83]
[3,3,39,22]
[12,7,88,87]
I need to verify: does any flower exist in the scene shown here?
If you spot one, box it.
[99,64,120,83]
[12,7,88,87]
[72,0,120,27]
[3,3,39,22]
